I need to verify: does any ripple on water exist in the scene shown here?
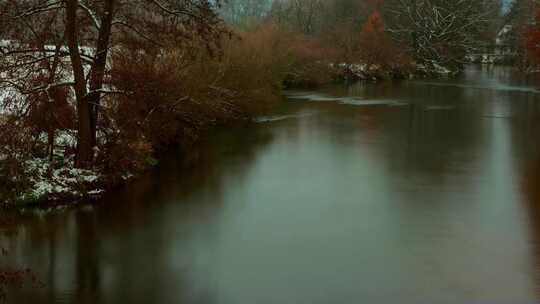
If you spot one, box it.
[284,91,407,107]
[339,99,410,107]
[254,111,318,123]
[412,81,540,94]
[425,105,456,111]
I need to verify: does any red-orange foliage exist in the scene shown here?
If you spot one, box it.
[362,10,384,35]
[525,9,540,65]
[358,10,409,70]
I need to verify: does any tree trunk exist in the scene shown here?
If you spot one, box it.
[46,44,63,163]
[48,122,55,162]
[66,0,93,168]
[88,0,116,148]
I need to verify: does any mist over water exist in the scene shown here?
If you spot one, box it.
[4,66,540,304]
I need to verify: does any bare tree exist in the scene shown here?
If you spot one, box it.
[269,0,324,34]
[383,0,497,69]
[220,0,272,29]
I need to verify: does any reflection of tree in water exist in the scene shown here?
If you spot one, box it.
[4,124,275,304]
[75,211,100,304]
[352,79,485,187]
[0,215,45,303]
[95,124,276,230]
[521,154,540,296]
[509,76,540,298]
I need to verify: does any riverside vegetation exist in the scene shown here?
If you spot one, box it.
[0,0,518,207]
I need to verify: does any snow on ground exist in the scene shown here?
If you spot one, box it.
[0,75,16,115]
[416,61,454,76]
[54,130,78,147]
[21,157,103,202]
[14,130,100,203]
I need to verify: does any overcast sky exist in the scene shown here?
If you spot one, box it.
[503,0,512,12]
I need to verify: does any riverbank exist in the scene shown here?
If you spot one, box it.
[0,99,258,209]
[283,60,458,88]
[0,56,461,210]
[6,65,540,304]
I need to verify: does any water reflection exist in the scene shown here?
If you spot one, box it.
[3,66,540,303]
[2,126,276,304]
[522,154,540,295]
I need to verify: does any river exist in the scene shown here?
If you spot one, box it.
[3,65,540,303]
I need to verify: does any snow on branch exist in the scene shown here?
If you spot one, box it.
[78,1,101,29]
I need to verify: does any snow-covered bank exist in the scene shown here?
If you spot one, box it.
[0,130,109,206]
[326,61,458,83]
[21,158,102,202]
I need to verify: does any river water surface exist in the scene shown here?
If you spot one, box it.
[4,66,540,303]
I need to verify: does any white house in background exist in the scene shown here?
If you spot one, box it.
[495,24,514,56]
[467,23,518,64]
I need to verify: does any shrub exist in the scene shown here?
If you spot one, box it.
[105,22,296,175]
[358,10,413,76]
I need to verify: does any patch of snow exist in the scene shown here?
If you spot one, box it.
[20,157,103,202]
[88,189,104,195]
[431,63,452,75]
[55,131,77,147]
